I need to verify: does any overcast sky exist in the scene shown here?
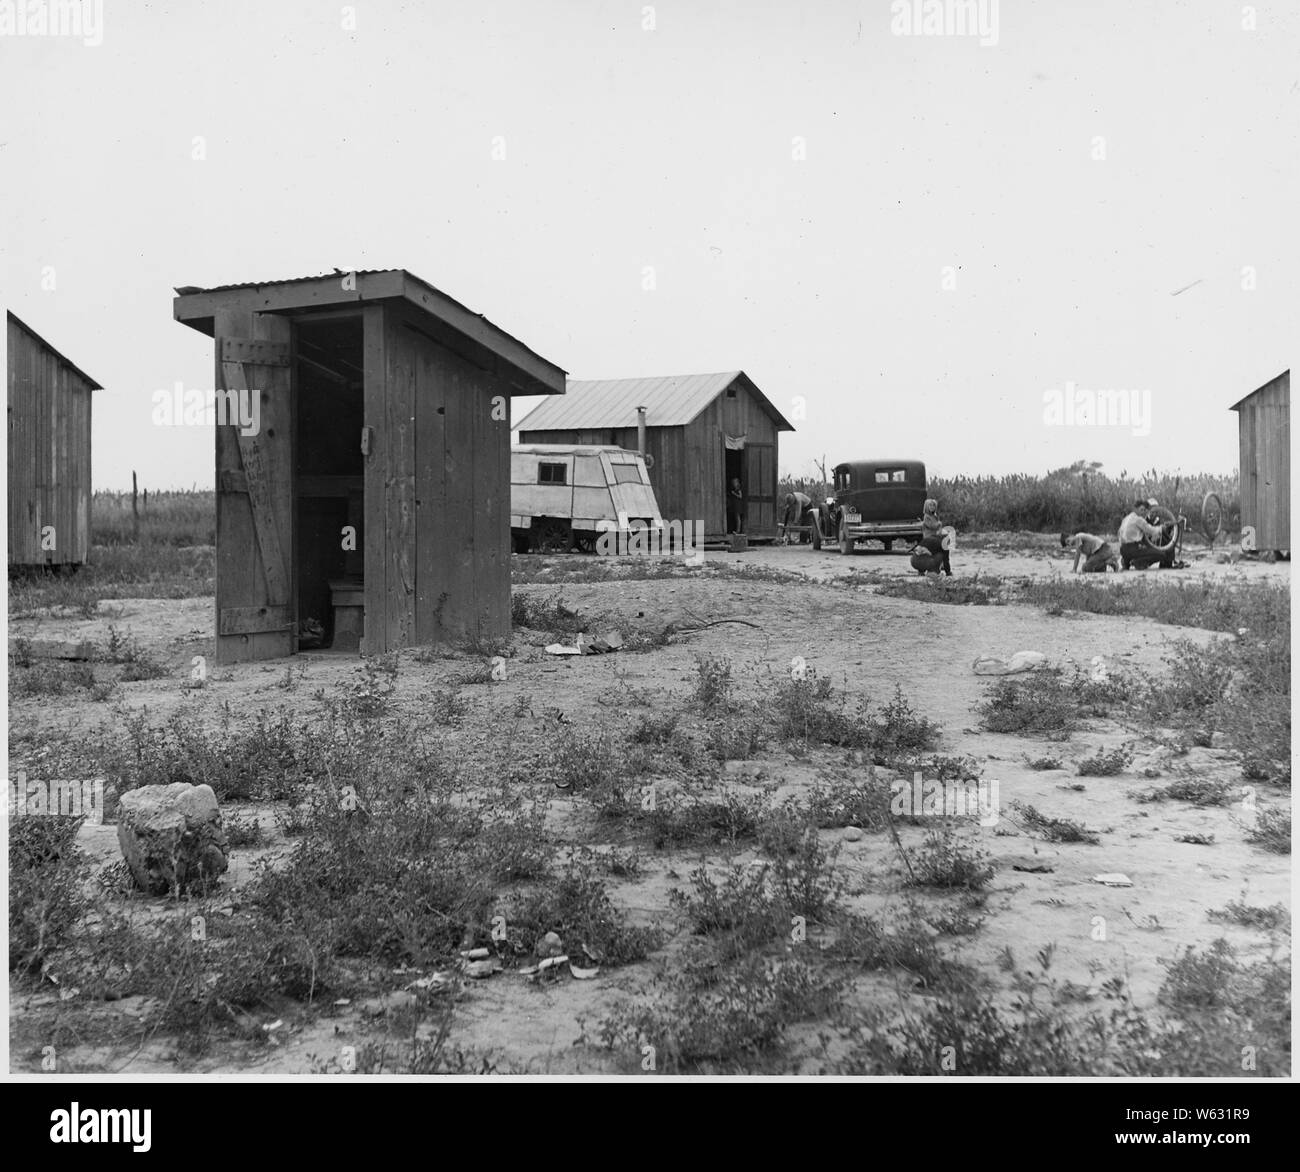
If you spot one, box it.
[2,0,1295,491]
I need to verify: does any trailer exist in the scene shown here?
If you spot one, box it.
[511,444,664,553]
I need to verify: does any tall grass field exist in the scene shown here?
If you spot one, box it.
[782,463,1239,537]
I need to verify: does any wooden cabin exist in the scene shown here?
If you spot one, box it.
[516,371,793,541]
[7,312,102,569]
[174,270,565,662]
[1230,369,1290,553]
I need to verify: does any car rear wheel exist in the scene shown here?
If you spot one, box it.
[811,513,822,550]
[839,523,854,555]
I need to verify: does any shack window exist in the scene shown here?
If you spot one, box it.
[612,463,643,485]
[538,462,567,485]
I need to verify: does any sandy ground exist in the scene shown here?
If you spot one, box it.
[7,541,1291,1073]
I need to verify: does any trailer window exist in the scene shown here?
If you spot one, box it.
[538,462,567,485]
[612,463,643,485]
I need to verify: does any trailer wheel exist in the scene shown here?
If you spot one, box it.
[531,518,572,554]
[882,539,894,552]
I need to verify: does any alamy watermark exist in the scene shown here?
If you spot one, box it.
[49,1103,151,1152]
[890,0,999,47]
[0,0,103,46]
[8,771,105,823]
[1042,381,1152,437]
[151,382,261,436]
[891,772,1000,827]
[595,518,705,565]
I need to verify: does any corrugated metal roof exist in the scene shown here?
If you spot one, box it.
[176,268,398,295]
[173,269,566,395]
[514,443,639,456]
[516,371,793,432]
[6,311,104,390]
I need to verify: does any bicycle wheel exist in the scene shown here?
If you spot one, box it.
[1201,492,1224,541]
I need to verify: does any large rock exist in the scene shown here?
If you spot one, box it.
[116,783,229,895]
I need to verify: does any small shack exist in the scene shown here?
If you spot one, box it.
[516,371,793,541]
[1230,369,1290,553]
[7,311,102,569]
[174,270,565,662]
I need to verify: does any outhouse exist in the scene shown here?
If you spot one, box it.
[174,270,565,662]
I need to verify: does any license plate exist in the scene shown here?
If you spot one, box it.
[843,510,860,523]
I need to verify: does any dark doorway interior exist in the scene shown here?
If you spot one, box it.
[294,316,364,649]
[724,446,744,533]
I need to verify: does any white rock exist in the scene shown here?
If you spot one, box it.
[116,782,228,895]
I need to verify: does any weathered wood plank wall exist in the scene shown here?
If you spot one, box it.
[7,314,96,566]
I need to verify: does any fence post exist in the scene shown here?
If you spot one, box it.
[132,471,139,542]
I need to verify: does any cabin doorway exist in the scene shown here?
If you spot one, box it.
[724,445,744,533]
[293,315,365,651]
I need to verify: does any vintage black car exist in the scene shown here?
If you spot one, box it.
[812,459,928,554]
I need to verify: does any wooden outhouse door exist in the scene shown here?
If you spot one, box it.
[213,314,294,663]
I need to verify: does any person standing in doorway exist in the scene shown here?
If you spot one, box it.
[728,477,745,534]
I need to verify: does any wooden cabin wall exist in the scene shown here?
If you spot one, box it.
[1238,372,1290,549]
[370,303,510,651]
[691,385,780,536]
[7,316,94,566]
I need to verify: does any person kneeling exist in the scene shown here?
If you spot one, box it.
[1118,499,1174,569]
[1060,531,1119,573]
[920,499,953,575]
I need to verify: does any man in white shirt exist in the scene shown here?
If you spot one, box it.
[1118,499,1174,569]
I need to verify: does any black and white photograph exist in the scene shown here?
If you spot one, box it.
[2,0,1293,1122]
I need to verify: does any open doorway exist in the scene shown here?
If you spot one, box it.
[294,315,365,650]
[724,445,744,534]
